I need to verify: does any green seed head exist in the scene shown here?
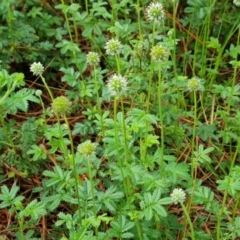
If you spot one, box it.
[35,89,42,97]
[105,39,123,56]
[52,96,71,116]
[86,52,100,66]
[77,140,97,157]
[150,45,169,63]
[187,77,202,92]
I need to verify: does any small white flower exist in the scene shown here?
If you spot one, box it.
[105,39,123,56]
[86,52,100,66]
[170,188,186,204]
[30,62,44,76]
[146,2,165,23]
[107,74,128,97]
[233,0,240,7]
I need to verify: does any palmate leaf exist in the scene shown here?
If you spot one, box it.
[18,199,46,220]
[0,185,25,208]
[98,185,124,212]
[139,189,171,221]
[217,176,240,196]
[109,215,134,239]
[2,88,39,114]
[165,162,190,184]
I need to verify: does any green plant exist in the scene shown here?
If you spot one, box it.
[1,0,240,239]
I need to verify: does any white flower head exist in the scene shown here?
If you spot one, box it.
[233,0,240,7]
[30,62,44,76]
[187,77,203,92]
[170,188,186,204]
[105,39,123,56]
[150,45,170,63]
[146,2,165,23]
[107,74,128,97]
[77,140,97,157]
[86,52,100,66]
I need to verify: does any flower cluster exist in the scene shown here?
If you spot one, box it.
[105,39,123,56]
[52,96,71,116]
[187,77,202,92]
[30,62,44,76]
[170,188,186,204]
[233,0,240,7]
[150,45,170,63]
[107,74,128,97]
[86,52,100,66]
[77,140,97,157]
[146,2,165,23]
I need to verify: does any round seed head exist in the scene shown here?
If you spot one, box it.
[86,52,100,66]
[30,62,44,76]
[150,45,170,63]
[105,39,123,56]
[234,0,240,6]
[170,188,186,204]
[187,77,202,92]
[146,2,165,23]
[77,140,97,157]
[107,74,128,97]
[52,96,71,116]
[35,89,42,97]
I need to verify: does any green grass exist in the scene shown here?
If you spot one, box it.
[0,0,240,239]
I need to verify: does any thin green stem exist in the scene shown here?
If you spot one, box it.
[63,114,82,223]
[93,66,105,140]
[191,91,197,180]
[115,54,121,74]
[181,203,195,240]
[87,156,98,236]
[18,217,25,240]
[157,66,164,178]
[216,188,228,240]
[114,97,128,198]
[135,218,143,240]
[120,97,132,196]
[39,74,68,160]
[85,0,89,14]
[136,0,143,41]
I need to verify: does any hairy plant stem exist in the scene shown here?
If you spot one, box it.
[181,202,195,240]
[184,90,198,239]
[114,97,129,199]
[93,65,105,140]
[157,66,164,178]
[136,0,143,41]
[87,156,98,237]
[85,0,89,14]
[39,74,68,160]
[191,90,198,180]
[18,216,25,240]
[63,114,82,223]
[60,0,82,76]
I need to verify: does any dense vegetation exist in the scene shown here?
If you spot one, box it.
[1,0,240,239]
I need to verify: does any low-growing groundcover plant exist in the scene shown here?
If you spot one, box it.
[1,0,240,239]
